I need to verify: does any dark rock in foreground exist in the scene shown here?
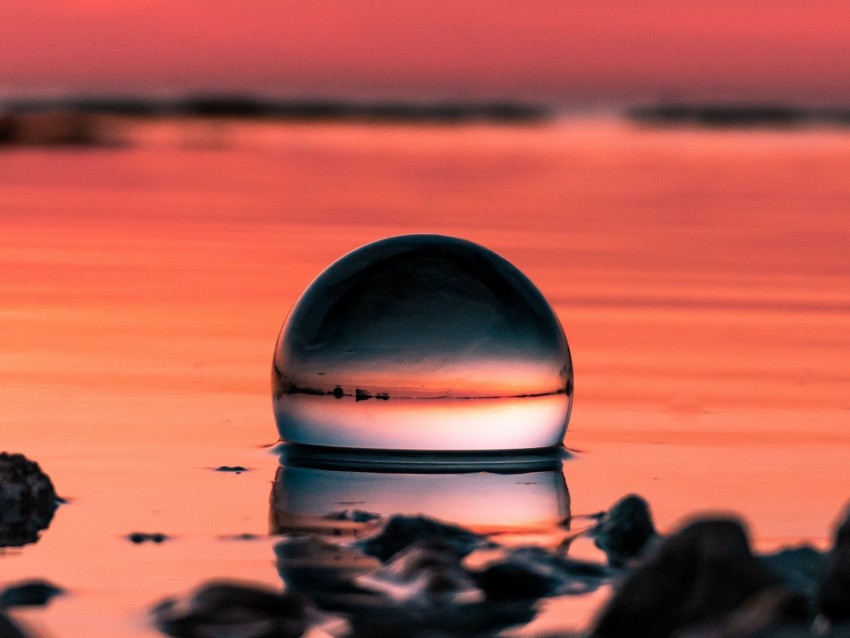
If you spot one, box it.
[356,515,483,562]
[761,545,825,603]
[152,581,319,638]
[355,540,481,607]
[818,502,850,623]
[474,560,556,602]
[277,535,539,636]
[0,580,65,608]
[673,586,811,638]
[591,494,657,568]
[276,535,381,605]
[156,497,850,638]
[591,517,779,638]
[475,546,609,599]
[0,452,59,547]
[0,612,29,638]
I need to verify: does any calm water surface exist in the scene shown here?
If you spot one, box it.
[1,118,849,636]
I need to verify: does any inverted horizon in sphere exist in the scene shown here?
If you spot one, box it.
[272,234,572,451]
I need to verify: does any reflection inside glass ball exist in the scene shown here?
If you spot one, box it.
[272,234,572,451]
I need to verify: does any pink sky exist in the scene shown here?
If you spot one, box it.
[3,1,850,104]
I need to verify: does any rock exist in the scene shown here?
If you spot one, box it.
[819,624,850,638]
[672,587,811,638]
[355,540,481,608]
[152,581,320,638]
[591,494,657,568]
[475,546,609,600]
[0,452,59,548]
[474,561,556,602]
[818,502,850,623]
[276,535,382,609]
[761,545,824,604]
[279,535,536,636]
[0,580,65,608]
[0,612,29,638]
[356,515,483,562]
[676,622,850,638]
[590,517,778,638]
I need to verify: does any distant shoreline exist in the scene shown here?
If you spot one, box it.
[0,94,551,123]
[627,103,850,128]
[4,94,850,125]
[0,95,555,147]
[5,95,850,147]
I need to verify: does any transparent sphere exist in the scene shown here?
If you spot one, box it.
[272,235,572,451]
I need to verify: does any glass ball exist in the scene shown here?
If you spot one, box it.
[272,235,572,451]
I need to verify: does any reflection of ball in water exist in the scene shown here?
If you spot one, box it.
[272,235,573,451]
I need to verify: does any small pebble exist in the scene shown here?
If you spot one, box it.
[128,532,169,544]
[219,533,260,541]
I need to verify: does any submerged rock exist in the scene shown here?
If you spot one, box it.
[591,494,657,568]
[152,581,326,638]
[591,517,778,638]
[0,452,59,548]
[356,515,483,562]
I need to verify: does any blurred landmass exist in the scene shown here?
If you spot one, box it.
[5,94,850,147]
[627,102,850,128]
[0,93,551,147]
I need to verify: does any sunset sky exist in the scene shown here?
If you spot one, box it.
[3,1,850,106]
